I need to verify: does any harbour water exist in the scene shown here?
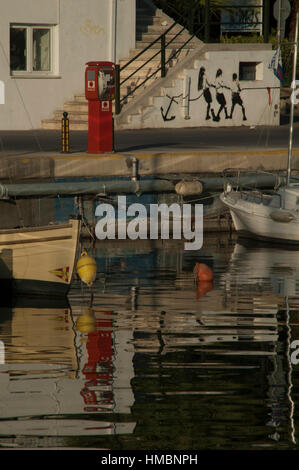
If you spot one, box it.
[0,233,299,450]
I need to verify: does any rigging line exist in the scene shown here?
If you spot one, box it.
[166,91,204,102]
[165,90,204,104]
[183,192,221,204]
[188,92,204,102]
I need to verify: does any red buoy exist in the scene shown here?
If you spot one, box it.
[193,262,214,282]
[196,280,213,299]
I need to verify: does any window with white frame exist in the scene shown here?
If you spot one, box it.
[10,24,56,75]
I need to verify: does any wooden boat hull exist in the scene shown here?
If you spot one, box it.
[0,217,80,298]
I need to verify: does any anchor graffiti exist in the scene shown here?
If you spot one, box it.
[160,95,179,121]
[160,86,202,122]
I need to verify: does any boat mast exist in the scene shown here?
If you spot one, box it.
[286,11,299,185]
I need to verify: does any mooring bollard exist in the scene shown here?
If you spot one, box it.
[61,111,69,153]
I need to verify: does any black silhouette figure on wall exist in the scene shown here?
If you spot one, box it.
[213,68,230,121]
[159,68,249,124]
[229,73,247,121]
[197,67,216,121]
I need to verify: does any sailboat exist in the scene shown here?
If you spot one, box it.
[220,12,299,244]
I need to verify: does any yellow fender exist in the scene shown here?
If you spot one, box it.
[76,250,97,287]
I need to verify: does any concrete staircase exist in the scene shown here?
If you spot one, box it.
[41,0,202,131]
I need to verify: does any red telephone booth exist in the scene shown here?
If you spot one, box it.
[85,61,115,153]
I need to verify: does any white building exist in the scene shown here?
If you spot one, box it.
[121,44,281,129]
[0,0,281,130]
[0,0,135,130]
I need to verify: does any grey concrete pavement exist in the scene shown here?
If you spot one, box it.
[0,121,298,179]
[0,120,299,155]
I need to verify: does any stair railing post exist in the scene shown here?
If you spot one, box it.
[161,33,166,78]
[263,0,270,43]
[115,64,121,115]
[204,0,210,43]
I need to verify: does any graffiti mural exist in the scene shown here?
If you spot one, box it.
[197,67,214,120]
[160,67,248,124]
[214,68,230,121]
[160,95,179,121]
[230,73,247,120]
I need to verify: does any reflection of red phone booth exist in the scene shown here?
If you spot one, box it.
[85,61,115,154]
[80,312,114,412]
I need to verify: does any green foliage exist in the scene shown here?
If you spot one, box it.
[220,34,265,43]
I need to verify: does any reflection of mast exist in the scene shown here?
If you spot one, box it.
[285,296,296,444]
[267,339,285,442]
[267,297,297,444]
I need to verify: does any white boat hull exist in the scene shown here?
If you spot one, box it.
[220,191,299,244]
[0,217,81,298]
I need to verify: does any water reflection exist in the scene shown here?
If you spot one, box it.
[0,235,298,449]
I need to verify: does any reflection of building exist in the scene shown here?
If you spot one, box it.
[74,239,296,447]
[0,301,135,441]
[74,308,135,416]
[0,237,297,448]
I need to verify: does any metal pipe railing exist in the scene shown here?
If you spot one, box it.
[115,21,203,114]
[115,2,269,115]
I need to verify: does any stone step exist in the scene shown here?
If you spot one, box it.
[137,30,193,42]
[136,23,189,35]
[53,110,88,121]
[135,40,196,49]
[119,58,161,69]
[125,47,186,63]
[73,94,87,103]
[42,1,197,130]
[42,119,88,131]
[42,118,88,131]
[63,101,88,112]
[121,74,160,88]
[72,83,155,105]
[136,15,170,26]
[121,63,176,79]
[120,76,160,102]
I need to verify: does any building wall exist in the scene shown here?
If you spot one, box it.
[0,0,135,130]
[129,49,280,129]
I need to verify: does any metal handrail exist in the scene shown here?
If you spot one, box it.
[115,0,268,115]
[115,16,204,115]
[120,21,178,72]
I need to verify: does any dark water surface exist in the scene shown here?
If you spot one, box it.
[1,233,299,450]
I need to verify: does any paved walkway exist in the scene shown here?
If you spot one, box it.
[0,121,298,154]
[0,122,298,179]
